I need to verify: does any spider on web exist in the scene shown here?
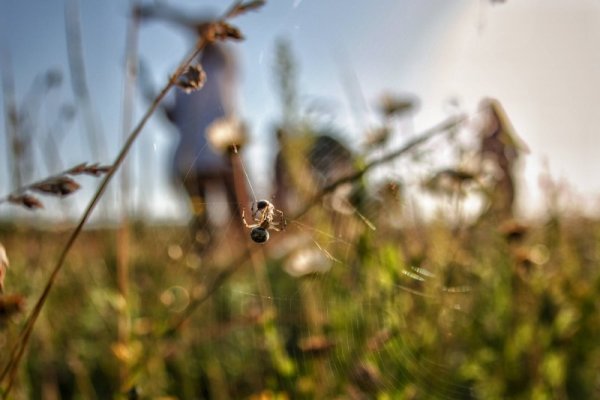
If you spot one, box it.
[242,200,286,243]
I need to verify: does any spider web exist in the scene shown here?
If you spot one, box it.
[158,126,480,399]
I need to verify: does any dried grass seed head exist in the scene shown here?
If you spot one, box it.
[7,194,44,209]
[32,176,81,197]
[214,21,244,41]
[67,162,112,177]
[176,64,207,93]
[199,21,244,43]
[2,162,111,210]
[226,0,266,19]
[378,93,419,118]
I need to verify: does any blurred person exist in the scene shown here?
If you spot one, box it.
[171,41,242,248]
[274,127,362,216]
[138,7,245,249]
[477,98,528,220]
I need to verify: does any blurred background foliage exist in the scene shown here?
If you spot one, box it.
[2,2,600,399]
[2,186,600,399]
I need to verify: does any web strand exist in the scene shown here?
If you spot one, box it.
[232,144,257,203]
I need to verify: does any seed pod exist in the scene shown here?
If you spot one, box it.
[227,0,266,19]
[214,21,244,41]
[176,64,206,94]
[8,194,44,210]
[68,162,112,176]
[32,176,80,196]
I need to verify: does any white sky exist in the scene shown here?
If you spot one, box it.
[436,1,600,215]
[1,0,599,219]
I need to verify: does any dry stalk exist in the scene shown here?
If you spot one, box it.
[0,47,23,189]
[0,2,265,396]
[290,113,469,221]
[115,0,141,389]
[65,0,107,163]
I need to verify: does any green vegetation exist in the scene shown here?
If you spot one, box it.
[1,2,598,399]
[1,196,599,399]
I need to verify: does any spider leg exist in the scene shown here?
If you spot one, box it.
[275,209,287,230]
[269,216,286,232]
[242,209,258,229]
[250,202,263,221]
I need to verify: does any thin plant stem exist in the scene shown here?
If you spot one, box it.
[0,38,206,400]
[64,0,107,162]
[291,113,468,221]
[0,47,22,190]
[0,0,267,391]
[115,1,140,389]
[164,250,251,336]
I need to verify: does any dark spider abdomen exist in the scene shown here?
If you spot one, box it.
[250,227,269,243]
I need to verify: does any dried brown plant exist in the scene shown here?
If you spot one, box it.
[377,93,418,118]
[6,194,43,210]
[224,0,266,19]
[291,113,468,220]
[175,64,206,93]
[0,162,111,211]
[210,21,245,41]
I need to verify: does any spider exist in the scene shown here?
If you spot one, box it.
[242,200,286,243]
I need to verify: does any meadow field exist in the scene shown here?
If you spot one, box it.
[2,1,600,399]
[2,193,600,399]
